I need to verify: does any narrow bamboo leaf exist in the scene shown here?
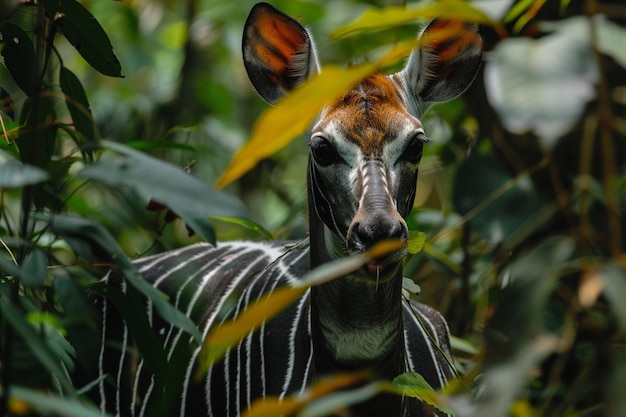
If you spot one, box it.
[197,285,308,375]
[243,373,367,417]
[330,0,494,40]
[211,216,273,239]
[449,334,479,356]
[60,67,96,159]
[197,239,404,374]
[0,23,37,96]
[46,213,202,343]
[79,141,249,243]
[0,159,49,188]
[40,0,122,77]
[0,297,73,392]
[10,386,111,417]
[217,39,435,188]
[215,64,375,188]
[502,0,535,23]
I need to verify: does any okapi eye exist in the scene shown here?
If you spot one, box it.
[310,138,342,166]
[400,133,428,164]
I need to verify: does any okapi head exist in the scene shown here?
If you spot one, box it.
[243,2,482,279]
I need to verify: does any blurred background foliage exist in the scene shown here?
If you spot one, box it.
[1,0,625,416]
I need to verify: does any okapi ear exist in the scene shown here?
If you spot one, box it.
[242,2,320,104]
[400,20,483,111]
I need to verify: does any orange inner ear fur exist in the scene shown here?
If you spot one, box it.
[250,7,308,75]
[423,20,482,64]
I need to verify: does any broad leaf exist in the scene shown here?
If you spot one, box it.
[0,159,48,188]
[485,16,599,148]
[79,141,250,243]
[0,23,37,96]
[40,0,122,77]
[331,0,495,40]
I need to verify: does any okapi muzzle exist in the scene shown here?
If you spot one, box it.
[347,158,409,278]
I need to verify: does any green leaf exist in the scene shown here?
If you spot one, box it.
[596,15,626,69]
[79,141,249,243]
[407,230,426,254]
[60,66,97,159]
[0,295,73,392]
[40,0,122,77]
[330,0,494,40]
[212,216,273,239]
[601,263,626,331]
[9,385,111,417]
[0,23,37,96]
[388,372,449,413]
[46,213,202,344]
[19,248,48,288]
[0,159,49,188]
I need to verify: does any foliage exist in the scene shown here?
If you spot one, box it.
[1,0,626,416]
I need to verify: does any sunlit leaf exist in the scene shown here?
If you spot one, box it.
[407,230,427,254]
[196,285,308,376]
[40,0,122,77]
[215,64,374,188]
[242,373,368,417]
[211,216,273,239]
[330,0,495,40]
[385,372,449,413]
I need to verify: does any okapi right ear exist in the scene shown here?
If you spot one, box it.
[242,2,320,104]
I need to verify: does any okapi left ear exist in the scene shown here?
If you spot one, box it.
[399,20,483,112]
[242,2,320,104]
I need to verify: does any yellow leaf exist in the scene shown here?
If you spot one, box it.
[196,285,307,378]
[330,0,495,40]
[407,231,427,254]
[243,373,368,417]
[215,64,375,188]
